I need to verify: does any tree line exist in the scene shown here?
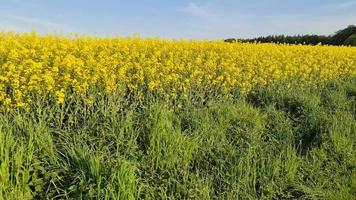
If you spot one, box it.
[225,25,356,46]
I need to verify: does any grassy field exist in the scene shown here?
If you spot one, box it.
[1,79,355,199]
[0,33,355,199]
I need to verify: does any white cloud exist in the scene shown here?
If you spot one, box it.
[0,12,67,33]
[179,1,218,21]
[183,2,209,17]
[176,0,356,39]
[4,14,59,28]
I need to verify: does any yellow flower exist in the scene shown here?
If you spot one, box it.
[55,89,65,105]
[4,98,12,106]
[148,81,159,90]
[0,31,354,110]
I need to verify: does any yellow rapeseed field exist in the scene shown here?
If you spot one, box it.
[0,32,355,109]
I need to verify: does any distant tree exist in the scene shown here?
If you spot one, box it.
[344,34,356,46]
[331,25,356,45]
[224,38,237,43]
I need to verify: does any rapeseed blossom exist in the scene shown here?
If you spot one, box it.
[0,32,355,109]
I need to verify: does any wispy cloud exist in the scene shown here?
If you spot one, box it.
[176,0,356,39]
[0,1,354,39]
[4,14,60,28]
[183,2,208,16]
[336,1,356,8]
[0,12,66,33]
[179,1,218,21]
[324,1,356,9]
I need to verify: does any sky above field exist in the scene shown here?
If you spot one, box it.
[0,0,355,39]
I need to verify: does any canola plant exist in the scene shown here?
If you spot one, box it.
[0,32,355,110]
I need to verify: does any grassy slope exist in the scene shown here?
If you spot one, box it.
[0,79,355,199]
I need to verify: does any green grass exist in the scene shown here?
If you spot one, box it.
[0,79,355,199]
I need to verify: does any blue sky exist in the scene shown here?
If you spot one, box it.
[0,0,355,39]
